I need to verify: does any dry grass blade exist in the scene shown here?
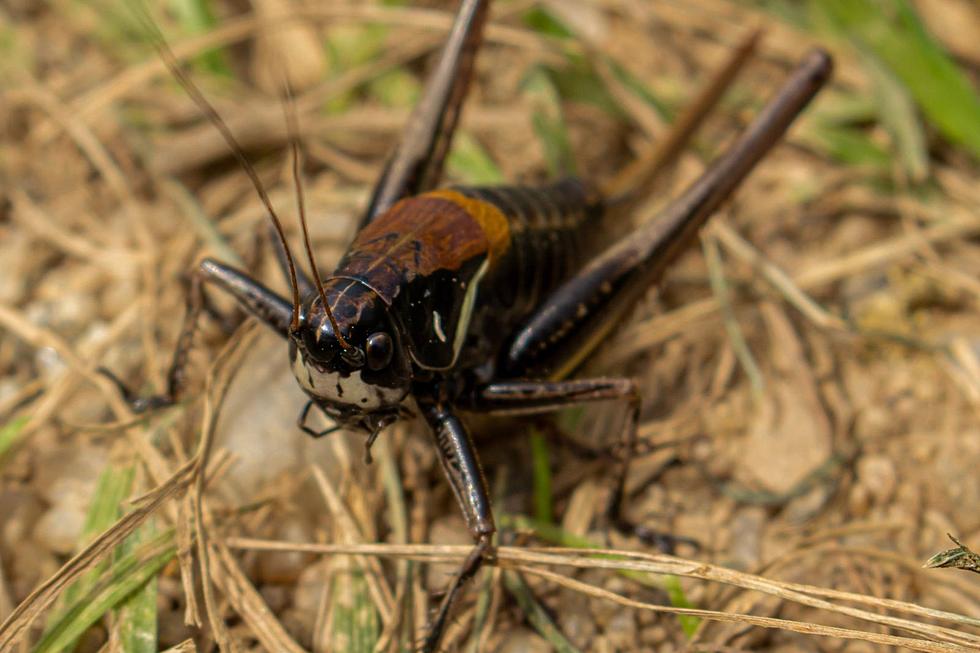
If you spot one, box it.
[39,464,135,649]
[608,210,980,364]
[9,191,138,268]
[0,301,136,427]
[0,460,196,650]
[9,82,136,207]
[35,5,563,144]
[515,565,968,653]
[209,540,306,653]
[34,530,173,653]
[601,28,761,201]
[161,640,197,653]
[371,437,411,652]
[0,320,263,651]
[189,323,261,651]
[310,464,395,623]
[225,539,980,649]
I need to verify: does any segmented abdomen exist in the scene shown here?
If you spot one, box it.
[454,177,603,319]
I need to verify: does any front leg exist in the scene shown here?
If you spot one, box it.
[416,393,495,653]
[102,258,294,412]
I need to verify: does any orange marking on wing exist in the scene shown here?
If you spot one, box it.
[425,190,510,264]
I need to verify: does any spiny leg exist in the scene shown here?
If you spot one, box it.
[362,0,490,225]
[103,259,294,411]
[487,51,832,557]
[466,378,697,552]
[100,271,205,412]
[416,395,495,653]
[504,50,833,379]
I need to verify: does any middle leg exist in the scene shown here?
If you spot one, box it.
[464,378,698,552]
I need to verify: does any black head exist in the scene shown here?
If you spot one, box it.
[289,279,412,433]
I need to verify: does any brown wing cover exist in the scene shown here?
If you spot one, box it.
[333,180,601,371]
[339,194,500,304]
[336,194,505,369]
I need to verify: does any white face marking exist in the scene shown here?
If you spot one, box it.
[432,311,447,343]
[291,350,404,410]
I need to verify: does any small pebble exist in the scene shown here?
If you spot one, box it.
[497,628,551,653]
[293,562,328,631]
[728,507,766,569]
[604,608,638,650]
[556,590,597,646]
[34,505,87,555]
[257,516,314,583]
[857,455,897,505]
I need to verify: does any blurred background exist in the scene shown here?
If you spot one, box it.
[1,1,979,651]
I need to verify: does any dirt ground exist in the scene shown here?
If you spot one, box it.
[2,1,980,651]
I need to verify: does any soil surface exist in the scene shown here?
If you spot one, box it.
[2,1,980,651]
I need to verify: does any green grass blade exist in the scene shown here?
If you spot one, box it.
[58,466,136,604]
[167,0,229,76]
[859,48,929,181]
[168,0,214,33]
[500,514,701,635]
[797,120,890,168]
[39,464,136,650]
[368,68,421,109]
[503,571,581,653]
[522,6,575,39]
[465,569,495,653]
[81,466,136,547]
[924,534,980,573]
[0,415,29,460]
[66,0,149,55]
[330,565,380,653]
[115,520,159,653]
[529,429,553,524]
[323,23,389,113]
[33,530,176,653]
[602,56,672,122]
[447,131,504,185]
[523,67,576,176]
[703,235,764,401]
[816,0,980,159]
[663,575,699,637]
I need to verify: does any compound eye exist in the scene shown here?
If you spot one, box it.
[365,332,393,370]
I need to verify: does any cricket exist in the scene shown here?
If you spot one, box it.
[99,1,831,649]
[7,0,974,653]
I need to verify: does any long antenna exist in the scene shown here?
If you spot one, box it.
[129,3,303,332]
[282,86,353,351]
